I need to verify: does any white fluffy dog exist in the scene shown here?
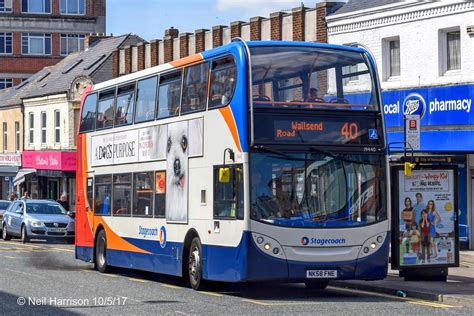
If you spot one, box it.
[166,121,188,222]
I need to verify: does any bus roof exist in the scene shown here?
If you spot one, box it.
[92,40,370,92]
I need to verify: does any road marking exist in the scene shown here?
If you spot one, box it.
[200,291,223,297]
[128,277,148,283]
[329,286,460,308]
[51,247,74,253]
[4,256,16,259]
[408,301,461,308]
[161,284,182,289]
[103,274,118,278]
[80,269,92,273]
[175,311,189,315]
[242,299,271,306]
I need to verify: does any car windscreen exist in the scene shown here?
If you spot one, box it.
[26,203,67,215]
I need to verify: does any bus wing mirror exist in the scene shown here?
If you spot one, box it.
[404,162,416,177]
[219,167,230,183]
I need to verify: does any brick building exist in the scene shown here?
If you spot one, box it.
[0,0,106,89]
[111,2,343,78]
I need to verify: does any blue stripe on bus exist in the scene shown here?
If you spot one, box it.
[78,230,388,282]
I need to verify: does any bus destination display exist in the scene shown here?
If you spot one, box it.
[254,114,383,146]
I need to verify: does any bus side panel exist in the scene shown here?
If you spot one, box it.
[75,132,94,262]
[202,232,250,282]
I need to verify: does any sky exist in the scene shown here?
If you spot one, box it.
[106,0,319,40]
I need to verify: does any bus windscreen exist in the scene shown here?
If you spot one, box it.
[250,46,379,111]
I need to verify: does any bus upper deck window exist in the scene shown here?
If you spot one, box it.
[157,70,182,119]
[135,76,157,123]
[114,84,135,126]
[96,89,116,130]
[79,93,97,133]
[181,62,209,114]
[209,57,237,108]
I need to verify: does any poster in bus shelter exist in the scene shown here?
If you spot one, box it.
[395,167,459,268]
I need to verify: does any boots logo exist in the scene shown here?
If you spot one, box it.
[403,93,426,118]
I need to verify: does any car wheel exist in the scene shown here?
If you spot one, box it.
[95,230,109,273]
[2,224,11,241]
[21,225,29,243]
[305,280,329,290]
[188,237,204,290]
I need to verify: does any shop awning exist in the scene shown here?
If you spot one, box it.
[13,169,36,186]
[0,166,19,176]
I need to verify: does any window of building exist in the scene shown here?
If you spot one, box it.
[342,64,358,85]
[60,0,85,14]
[181,62,209,114]
[54,110,60,143]
[41,111,46,144]
[0,78,13,90]
[112,173,132,216]
[3,123,7,151]
[0,32,13,54]
[213,164,244,219]
[389,39,400,77]
[133,172,153,217]
[154,171,166,217]
[22,0,51,13]
[22,33,52,55]
[447,31,461,71]
[79,93,97,133]
[209,57,237,108]
[0,0,13,12]
[60,34,85,56]
[15,121,20,152]
[28,112,34,144]
[134,76,157,123]
[114,84,135,126]
[96,90,115,130]
[157,70,182,119]
[94,175,111,215]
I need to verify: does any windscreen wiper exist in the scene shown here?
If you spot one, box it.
[252,145,293,159]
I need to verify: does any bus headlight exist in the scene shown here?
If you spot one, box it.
[358,232,386,259]
[370,242,377,249]
[252,233,286,260]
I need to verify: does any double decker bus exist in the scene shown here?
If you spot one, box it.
[76,40,389,290]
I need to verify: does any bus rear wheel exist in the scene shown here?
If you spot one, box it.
[305,280,329,290]
[188,237,204,290]
[95,230,109,273]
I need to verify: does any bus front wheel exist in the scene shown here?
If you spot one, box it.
[95,230,109,273]
[188,237,204,290]
[305,280,329,290]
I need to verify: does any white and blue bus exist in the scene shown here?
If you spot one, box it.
[76,40,390,290]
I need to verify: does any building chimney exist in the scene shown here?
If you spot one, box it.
[85,33,110,48]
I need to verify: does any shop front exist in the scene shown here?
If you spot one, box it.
[0,153,21,200]
[382,83,474,249]
[21,151,76,211]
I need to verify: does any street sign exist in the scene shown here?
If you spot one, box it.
[405,114,420,150]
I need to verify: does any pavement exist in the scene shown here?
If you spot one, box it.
[331,251,474,307]
[1,239,472,315]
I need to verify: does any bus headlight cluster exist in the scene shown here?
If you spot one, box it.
[252,233,286,260]
[359,233,386,259]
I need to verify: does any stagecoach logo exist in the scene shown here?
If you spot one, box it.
[301,237,310,246]
[300,237,347,246]
[403,93,426,118]
[159,226,167,248]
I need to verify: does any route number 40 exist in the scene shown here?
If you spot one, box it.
[341,122,359,141]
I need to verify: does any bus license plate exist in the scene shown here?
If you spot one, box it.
[306,270,337,279]
[48,228,66,233]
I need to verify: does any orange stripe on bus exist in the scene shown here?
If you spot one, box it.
[169,54,203,67]
[96,217,150,254]
[219,106,242,152]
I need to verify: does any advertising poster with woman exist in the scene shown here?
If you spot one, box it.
[397,168,458,267]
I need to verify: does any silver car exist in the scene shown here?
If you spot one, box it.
[0,200,11,234]
[2,199,75,243]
